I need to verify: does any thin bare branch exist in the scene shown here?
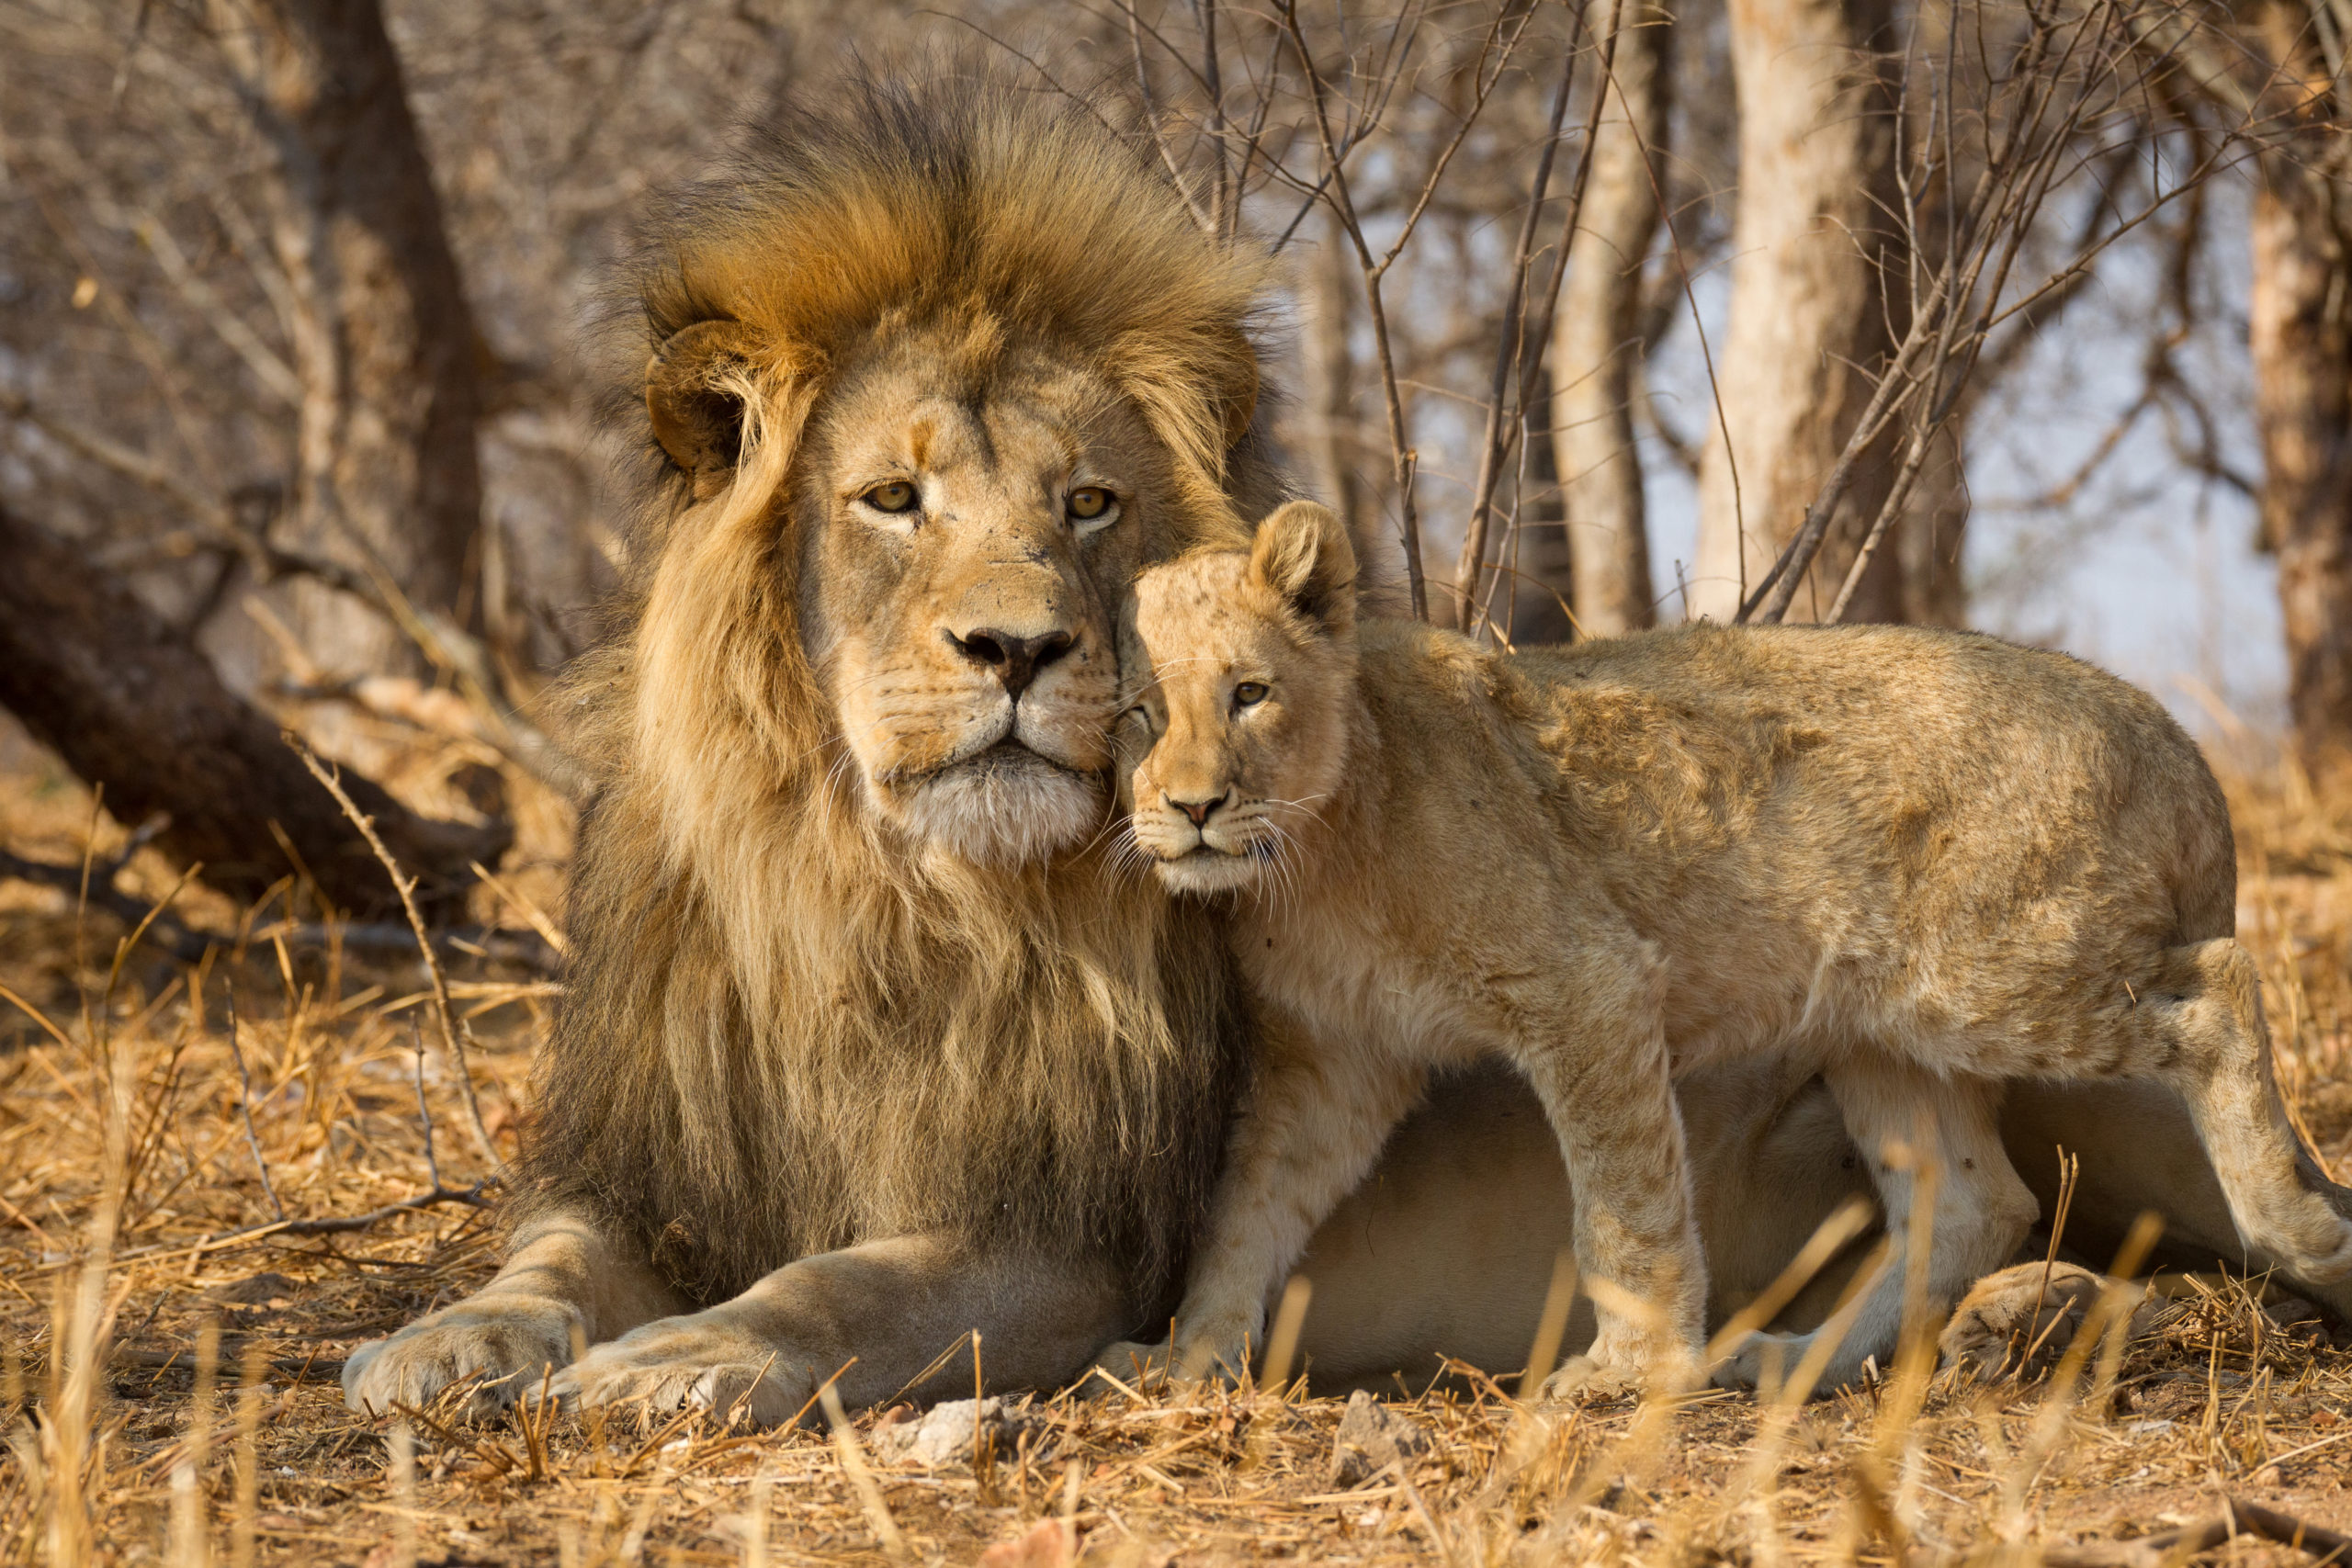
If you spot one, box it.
[291,740,505,1176]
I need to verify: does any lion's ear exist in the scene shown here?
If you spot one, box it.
[646,320,774,492]
[1247,501,1356,638]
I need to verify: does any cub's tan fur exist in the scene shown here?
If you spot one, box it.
[1111,501,2352,1395]
[343,70,1276,1423]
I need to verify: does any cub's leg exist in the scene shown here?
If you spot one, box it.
[343,1205,687,1416]
[1509,953,1707,1399]
[1097,1019,1426,1384]
[2143,939,2352,1280]
[1719,1061,2034,1393]
[2001,1079,2352,1321]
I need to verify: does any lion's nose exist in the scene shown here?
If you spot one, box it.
[1168,792,1226,827]
[946,626,1075,698]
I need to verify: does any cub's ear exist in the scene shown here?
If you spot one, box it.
[1247,501,1356,637]
[645,320,773,494]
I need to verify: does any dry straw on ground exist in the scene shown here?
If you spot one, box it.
[3,721,2350,1567]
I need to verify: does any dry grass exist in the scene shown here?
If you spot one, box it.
[3,719,2351,1568]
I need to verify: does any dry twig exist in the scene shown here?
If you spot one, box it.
[292,739,504,1175]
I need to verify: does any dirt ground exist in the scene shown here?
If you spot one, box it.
[5,718,2352,1567]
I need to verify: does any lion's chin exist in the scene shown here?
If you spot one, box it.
[1152,847,1268,897]
[892,743,1105,868]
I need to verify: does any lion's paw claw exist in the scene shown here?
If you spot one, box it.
[342,1298,580,1420]
[550,1316,811,1427]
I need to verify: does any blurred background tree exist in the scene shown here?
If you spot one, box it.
[0,0,2345,917]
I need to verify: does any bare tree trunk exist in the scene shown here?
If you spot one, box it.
[2237,5,2352,773]
[2252,164,2352,772]
[1507,377,1576,644]
[1690,0,1905,624]
[1548,0,1671,638]
[219,0,486,672]
[1300,212,1369,544]
[0,505,505,911]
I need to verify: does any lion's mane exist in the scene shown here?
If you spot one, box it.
[521,70,1283,1306]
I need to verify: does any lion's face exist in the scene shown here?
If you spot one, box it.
[796,336,1184,867]
[1118,504,1359,896]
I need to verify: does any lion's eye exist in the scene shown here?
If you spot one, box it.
[862,480,919,514]
[1067,487,1115,526]
[1233,682,1269,707]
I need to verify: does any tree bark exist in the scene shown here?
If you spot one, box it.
[1300,211,1370,547]
[1689,0,1906,624]
[1898,425,1970,627]
[221,0,487,671]
[1547,0,1671,638]
[1505,376,1576,644]
[0,504,506,912]
[2245,6,2352,773]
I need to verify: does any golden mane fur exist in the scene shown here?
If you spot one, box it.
[523,70,1282,1306]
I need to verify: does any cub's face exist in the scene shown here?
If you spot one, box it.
[1119,533,1355,897]
[797,339,1186,867]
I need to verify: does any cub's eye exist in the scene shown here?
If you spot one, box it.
[862,480,919,514]
[1067,487,1115,525]
[1233,682,1269,706]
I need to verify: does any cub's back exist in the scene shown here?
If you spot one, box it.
[1465,620,2235,949]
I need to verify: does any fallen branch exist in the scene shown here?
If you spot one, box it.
[2040,1498,2352,1568]
[0,392,584,801]
[272,1182,492,1235]
[108,1347,343,1380]
[0,850,560,972]
[35,1182,496,1273]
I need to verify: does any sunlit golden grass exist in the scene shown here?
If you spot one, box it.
[3,725,2349,1566]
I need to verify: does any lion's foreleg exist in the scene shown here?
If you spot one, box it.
[343,1205,685,1416]
[1720,1062,2034,1393]
[549,1234,1132,1425]
[1146,1018,1426,1384]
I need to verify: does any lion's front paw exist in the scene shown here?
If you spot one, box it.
[1711,1330,1804,1393]
[547,1312,813,1427]
[1937,1261,2111,1383]
[342,1295,582,1418]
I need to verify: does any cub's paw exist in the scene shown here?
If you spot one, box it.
[342,1295,582,1418]
[2246,1194,2352,1285]
[1082,1340,1173,1398]
[548,1312,813,1427]
[1542,1337,1702,1404]
[1537,1354,1643,1405]
[1081,1335,1250,1398]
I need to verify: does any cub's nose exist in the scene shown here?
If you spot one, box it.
[946,626,1076,698]
[1167,792,1227,828]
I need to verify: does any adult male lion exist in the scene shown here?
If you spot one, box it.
[345,72,2349,1423]
[345,73,1271,1423]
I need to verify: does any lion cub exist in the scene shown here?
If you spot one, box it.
[1110,500,2352,1398]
